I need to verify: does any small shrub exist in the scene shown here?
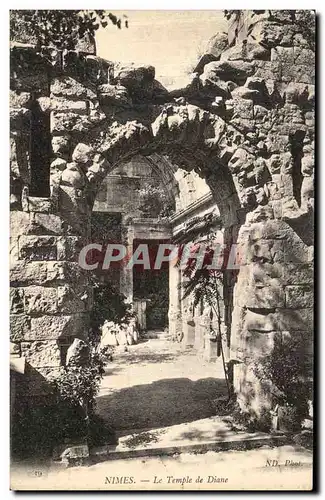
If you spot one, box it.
[51,347,106,417]
[90,280,133,343]
[253,333,312,428]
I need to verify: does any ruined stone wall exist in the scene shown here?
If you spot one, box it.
[10,9,314,416]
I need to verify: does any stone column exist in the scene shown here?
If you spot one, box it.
[180,280,195,349]
[119,225,134,305]
[168,261,182,341]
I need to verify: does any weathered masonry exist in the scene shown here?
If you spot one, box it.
[10,10,314,417]
[92,152,224,358]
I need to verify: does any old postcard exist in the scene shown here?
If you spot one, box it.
[10,9,314,491]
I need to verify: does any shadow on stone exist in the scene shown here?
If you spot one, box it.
[96,376,228,432]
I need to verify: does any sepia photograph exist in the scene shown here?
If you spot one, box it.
[9,8,315,491]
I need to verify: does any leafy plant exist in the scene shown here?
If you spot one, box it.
[173,213,232,396]
[49,345,108,446]
[89,279,134,343]
[10,10,128,50]
[51,348,106,410]
[253,333,312,423]
[137,182,175,219]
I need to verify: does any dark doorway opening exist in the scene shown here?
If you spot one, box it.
[29,99,51,197]
[133,239,170,330]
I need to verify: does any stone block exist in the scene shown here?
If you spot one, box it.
[202,60,255,85]
[60,164,86,190]
[10,342,21,356]
[50,112,92,136]
[72,143,93,164]
[254,104,269,121]
[114,63,155,90]
[11,261,66,286]
[231,97,255,120]
[60,444,89,466]
[283,237,309,263]
[283,263,313,286]
[51,136,70,158]
[275,308,313,331]
[10,314,31,342]
[271,46,294,63]
[281,64,315,85]
[243,330,276,359]
[10,237,19,264]
[285,285,313,308]
[244,309,277,332]
[50,77,96,100]
[11,212,64,237]
[27,197,52,213]
[235,262,283,293]
[26,313,89,341]
[20,366,61,397]
[246,239,284,264]
[85,55,111,84]
[221,41,270,62]
[205,32,228,59]
[33,214,64,235]
[293,48,315,66]
[57,284,91,314]
[24,286,58,314]
[98,84,132,107]
[18,235,58,261]
[10,90,31,108]
[21,340,61,367]
[248,220,294,241]
[38,97,88,114]
[10,211,32,237]
[10,288,24,314]
[244,286,285,309]
[254,61,282,81]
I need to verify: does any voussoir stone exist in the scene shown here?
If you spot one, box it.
[205,32,228,59]
[203,60,255,85]
[72,143,93,165]
[220,41,270,62]
[98,84,132,107]
[114,64,155,90]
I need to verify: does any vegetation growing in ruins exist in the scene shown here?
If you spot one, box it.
[253,334,312,429]
[174,212,231,396]
[10,10,128,49]
[137,183,175,219]
[90,280,134,343]
[50,347,112,446]
[51,349,106,412]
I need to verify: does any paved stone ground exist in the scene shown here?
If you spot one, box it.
[95,336,228,433]
[11,445,313,491]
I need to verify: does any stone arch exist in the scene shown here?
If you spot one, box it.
[54,96,314,416]
[10,10,314,419]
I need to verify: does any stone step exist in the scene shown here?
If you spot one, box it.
[89,416,289,462]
